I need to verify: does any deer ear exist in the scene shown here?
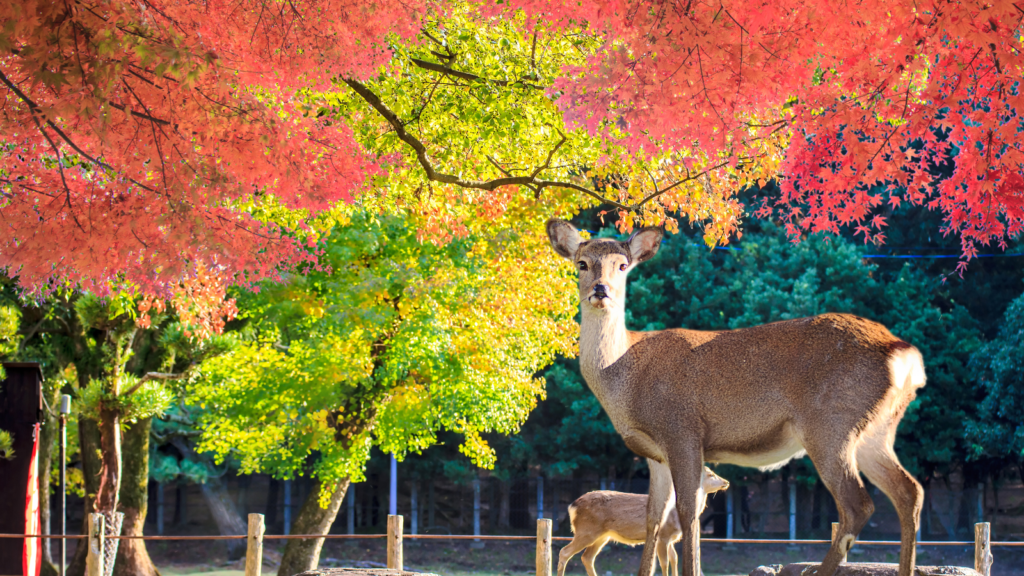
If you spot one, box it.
[627,227,664,264]
[546,219,582,260]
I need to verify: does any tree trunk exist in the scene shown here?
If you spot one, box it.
[95,406,122,514]
[113,418,159,576]
[68,417,103,576]
[277,478,350,576]
[39,384,60,576]
[200,475,248,560]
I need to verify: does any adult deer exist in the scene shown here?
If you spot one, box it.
[558,464,729,576]
[545,220,926,576]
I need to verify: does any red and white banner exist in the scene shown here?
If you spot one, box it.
[23,422,40,576]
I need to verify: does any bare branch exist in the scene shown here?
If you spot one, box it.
[345,78,633,210]
[409,58,543,89]
[122,372,185,398]
[343,78,734,213]
[634,160,731,208]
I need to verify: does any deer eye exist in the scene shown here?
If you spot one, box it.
[578,261,588,271]
[619,263,628,271]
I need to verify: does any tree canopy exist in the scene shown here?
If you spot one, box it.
[4,0,1022,295]
[189,211,576,490]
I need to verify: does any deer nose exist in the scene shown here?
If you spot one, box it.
[593,284,608,298]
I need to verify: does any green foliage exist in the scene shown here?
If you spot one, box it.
[966,292,1024,464]
[0,429,13,460]
[0,303,20,358]
[189,211,576,498]
[515,220,987,485]
[77,375,175,426]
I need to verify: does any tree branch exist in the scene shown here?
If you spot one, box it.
[633,160,732,208]
[409,58,542,89]
[343,78,632,210]
[122,372,185,398]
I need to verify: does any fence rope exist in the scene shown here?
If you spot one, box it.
[2,533,1023,546]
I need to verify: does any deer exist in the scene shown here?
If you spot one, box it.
[557,463,729,576]
[545,219,926,576]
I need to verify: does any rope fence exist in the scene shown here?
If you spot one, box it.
[1,516,1006,576]
[3,533,1024,546]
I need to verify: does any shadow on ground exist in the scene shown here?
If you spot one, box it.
[147,539,1024,576]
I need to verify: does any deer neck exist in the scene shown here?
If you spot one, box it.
[578,305,630,386]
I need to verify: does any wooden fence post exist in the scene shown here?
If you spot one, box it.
[85,513,104,576]
[974,522,993,576]
[245,513,265,576]
[831,522,847,564]
[537,518,552,576]
[387,514,404,570]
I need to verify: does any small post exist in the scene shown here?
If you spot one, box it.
[85,513,104,576]
[59,394,70,576]
[245,513,265,576]
[283,479,292,535]
[472,477,483,548]
[536,518,552,576]
[387,514,404,570]
[600,477,607,491]
[537,475,545,520]
[390,454,398,516]
[347,484,355,534]
[832,522,848,564]
[976,483,984,523]
[410,481,419,536]
[974,522,992,576]
[789,481,797,540]
[786,480,799,551]
[726,488,734,540]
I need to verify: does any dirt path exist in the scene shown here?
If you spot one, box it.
[148,539,1024,576]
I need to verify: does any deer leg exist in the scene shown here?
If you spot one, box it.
[857,422,923,576]
[639,459,675,576]
[580,536,610,576]
[557,535,592,576]
[667,539,679,576]
[656,536,670,576]
[668,453,706,576]
[805,438,874,576]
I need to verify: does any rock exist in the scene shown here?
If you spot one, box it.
[773,563,982,576]
[749,564,784,576]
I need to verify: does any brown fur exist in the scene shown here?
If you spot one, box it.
[546,219,926,576]
[558,466,728,576]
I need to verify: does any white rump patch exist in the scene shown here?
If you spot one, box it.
[888,347,926,390]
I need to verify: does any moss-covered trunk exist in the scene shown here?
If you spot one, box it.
[38,384,60,576]
[113,418,159,576]
[277,478,350,576]
[67,417,102,576]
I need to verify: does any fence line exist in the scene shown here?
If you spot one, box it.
[2,528,1024,541]
[0,518,1007,576]
[3,533,1024,546]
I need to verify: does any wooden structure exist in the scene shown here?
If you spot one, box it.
[0,362,44,576]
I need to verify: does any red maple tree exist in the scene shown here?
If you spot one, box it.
[488,0,1024,269]
[4,0,1022,293]
[0,0,424,295]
